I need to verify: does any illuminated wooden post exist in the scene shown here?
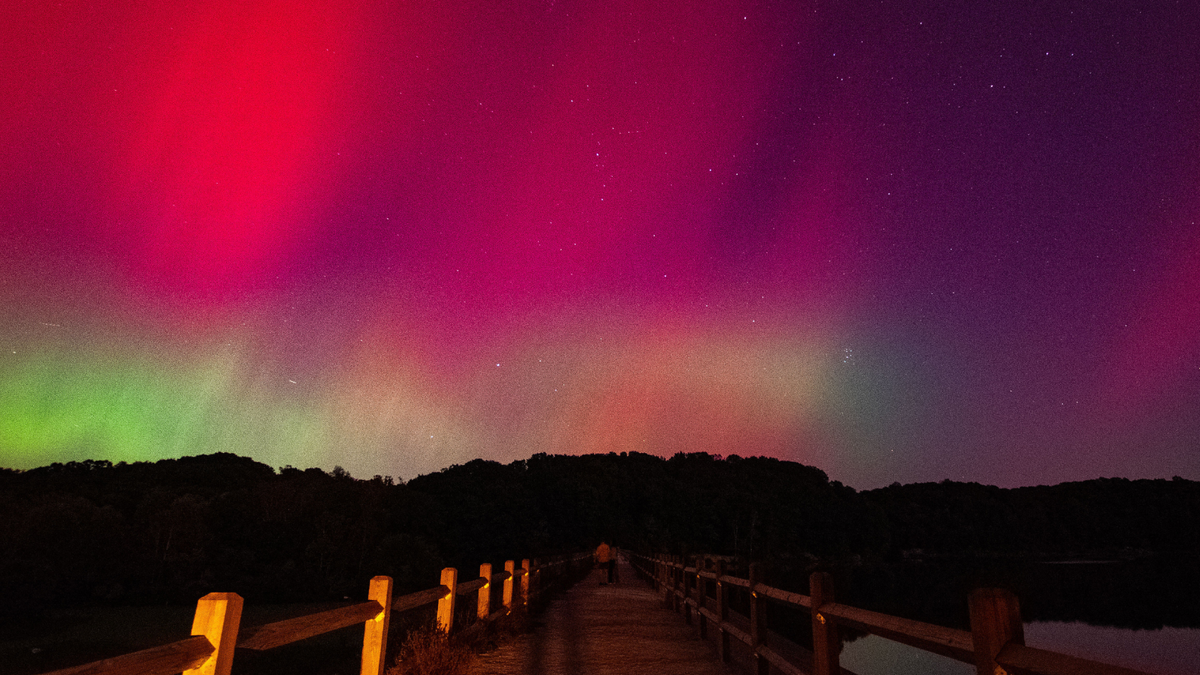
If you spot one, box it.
[478,564,492,619]
[749,563,769,675]
[716,559,730,663]
[503,560,516,612]
[436,568,458,633]
[183,593,243,675]
[360,576,393,675]
[969,588,1024,675]
[520,559,531,610]
[810,572,840,675]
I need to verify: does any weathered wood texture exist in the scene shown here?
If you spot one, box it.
[969,588,1024,675]
[360,576,393,675]
[465,558,738,675]
[438,568,459,633]
[636,552,1165,675]
[37,556,587,675]
[392,584,450,614]
[810,572,840,675]
[35,636,214,675]
[820,602,974,663]
[184,593,242,675]
[996,643,1158,675]
[237,601,382,651]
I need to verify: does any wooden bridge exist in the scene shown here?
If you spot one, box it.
[37,550,1161,675]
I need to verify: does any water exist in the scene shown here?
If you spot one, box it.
[838,622,1200,675]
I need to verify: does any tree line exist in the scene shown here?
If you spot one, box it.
[1,451,1196,617]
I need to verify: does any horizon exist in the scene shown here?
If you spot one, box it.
[3,0,1199,490]
[4,449,1195,493]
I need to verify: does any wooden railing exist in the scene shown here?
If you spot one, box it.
[629,552,1155,675]
[38,553,591,675]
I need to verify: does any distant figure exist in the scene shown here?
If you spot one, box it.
[595,541,615,584]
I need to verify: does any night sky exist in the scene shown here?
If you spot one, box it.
[3,0,1198,489]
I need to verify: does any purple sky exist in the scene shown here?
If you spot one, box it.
[2,0,1198,488]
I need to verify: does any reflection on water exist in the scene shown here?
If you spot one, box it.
[838,623,1200,675]
[827,554,1200,630]
[1025,622,1200,675]
[839,633,970,675]
[826,554,1200,675]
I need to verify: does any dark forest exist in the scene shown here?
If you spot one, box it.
[2,452,1197,622]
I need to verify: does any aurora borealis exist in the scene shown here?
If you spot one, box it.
[2,0,1198,488]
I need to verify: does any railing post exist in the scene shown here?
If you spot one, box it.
[360,576,393,675]
[529,558,539,602]
[437,568,458,633]
[716,559,730,663]
[183,593,243,675]
[671,556,680,612]
[697,558,708,639]
[478,563,492,619]
[503,560,516,612]
[749,563,769,675]
[520,558,531,611]
[810,572,840,675]
[969,588,1024,675]
[683,556,693,625]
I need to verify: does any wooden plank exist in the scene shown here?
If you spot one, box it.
[37,636,214,675]
[237,601,381,651]
[756,583,813,609]
[757,640,861,675]
[723,575,750,588]
[392,585,449,614]
[757,644,808,675]
[820,602,975,664]
[721,619,752,646]
[457,577,488,595]
[997,643,1159,675]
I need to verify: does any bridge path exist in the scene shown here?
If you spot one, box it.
[465,557,739,675]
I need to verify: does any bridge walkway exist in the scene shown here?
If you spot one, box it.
[465,557,740,675]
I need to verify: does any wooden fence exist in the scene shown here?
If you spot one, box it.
[38,553,591,675]
[629,552,1155,675]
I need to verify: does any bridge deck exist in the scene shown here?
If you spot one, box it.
[466,557,738,675]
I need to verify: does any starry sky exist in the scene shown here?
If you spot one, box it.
[2,0,1198,489]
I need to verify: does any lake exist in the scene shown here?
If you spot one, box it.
[840,622,1200,675]
[829,553,1200,675]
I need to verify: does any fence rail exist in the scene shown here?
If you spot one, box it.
[38,553,591,675]
[629,552,1156,675]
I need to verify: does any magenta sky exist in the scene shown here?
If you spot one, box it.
[2,0,1198,488]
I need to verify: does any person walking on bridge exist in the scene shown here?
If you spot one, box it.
[595,541,615,585]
